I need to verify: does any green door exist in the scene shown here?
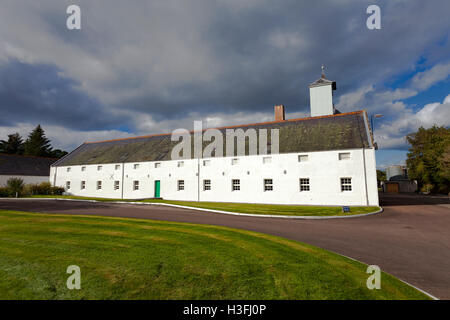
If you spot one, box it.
[154,180,160,198]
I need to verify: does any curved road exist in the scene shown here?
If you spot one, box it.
[1,194,449,299]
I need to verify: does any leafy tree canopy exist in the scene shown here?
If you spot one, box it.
[406,125,450,194]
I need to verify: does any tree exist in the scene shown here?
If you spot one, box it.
[50,149,68,158]
[0,133,24,154]
[23,125,52,157]
[406,126,450,194]
[376,170,386,187]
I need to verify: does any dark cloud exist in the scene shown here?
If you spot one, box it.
[0,0,449,132]
[0,58,129,130]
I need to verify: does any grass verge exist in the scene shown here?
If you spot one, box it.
[27,195,380,216]
[0,209,427,299]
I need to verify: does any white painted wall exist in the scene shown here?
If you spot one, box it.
[52,148,379,206]
[0,175,49,187]
[310,85,334,117]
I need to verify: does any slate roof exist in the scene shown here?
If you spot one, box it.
[0,154,56,176]
[53,111,373,167]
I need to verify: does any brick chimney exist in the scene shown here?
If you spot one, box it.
[274,105,285,121]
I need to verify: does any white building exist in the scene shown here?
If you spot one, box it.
[0,153,55,186]
[51,75,379,206]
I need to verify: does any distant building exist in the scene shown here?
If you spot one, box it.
[0,153,56,186]
[50,73,379,206]
[383,165,418,193]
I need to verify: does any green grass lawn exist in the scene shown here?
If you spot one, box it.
[28,195,380,216]
[0,209,427,300]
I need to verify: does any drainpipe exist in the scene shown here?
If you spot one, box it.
[53,166,57,187]
[197,158,200,202]
[362,149,369,206]
[121,162,125,199]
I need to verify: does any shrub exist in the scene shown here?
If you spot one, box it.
[0,186,11,197]
[6,178,25,197]
[37,182,53,195]
[51,186,65,195]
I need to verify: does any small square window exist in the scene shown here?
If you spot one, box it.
[115,164,120,170]
[97,165,102,171]
[339,152,351,160]
[114,181,120,190]
[66,181,71,190]
[178,180,185,191]
[155,163,161,168]
[66,167,71,172]
[299,178,310,192]
[97,181,102,190]
[203,179,211,191]
[81,166,86,172]
[298,155,308,162]
[263,157,272,164]
[81,181,86,190]
[134,164,140,169]
[177,161,184,167]
[231,158,239,165]
[341,178,352,191]
[264,179,273,191]
[203,160,211,166]
[232,179,240,191]
[133,180,139,191]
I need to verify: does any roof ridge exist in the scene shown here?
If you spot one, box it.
[85,110,364,145]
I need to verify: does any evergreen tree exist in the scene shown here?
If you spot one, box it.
[23,125,52,157]
[0,133,24,154]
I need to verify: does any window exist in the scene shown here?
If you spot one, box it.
[81,181,86,190]
[114,181,120,190]
[232,179,240,191]
[263,157,272,164]
[298,155,308,162]
[203,160,211,166]
[97,165,102,171]
[155,162,161,168]
[339,152,351,160]
[341,178,352,191]
[115,164,120,170]
[299,178,310,191]
[66,181,71,190]
[66,167,71,172]
[178,180,184,191]
[203,179,211,191]
[231,158,239,165]
[134,164,140,169]
[81,166,86,172]
[264,179,273,191]
[133,180,139,191]
[177,161,184,167]
[97,181,102,190]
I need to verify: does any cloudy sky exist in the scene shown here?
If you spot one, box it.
[0,0,449,168]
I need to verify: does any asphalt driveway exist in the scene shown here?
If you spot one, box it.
[1,193,449,299]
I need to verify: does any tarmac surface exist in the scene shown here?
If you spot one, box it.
[1,193,449,299]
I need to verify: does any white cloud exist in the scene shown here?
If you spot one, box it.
[375,94,450,149]
[411,62,450,91]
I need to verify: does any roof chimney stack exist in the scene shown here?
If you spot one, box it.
[274,105,285,121]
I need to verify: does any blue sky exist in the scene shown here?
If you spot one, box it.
[0,1,449,169]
